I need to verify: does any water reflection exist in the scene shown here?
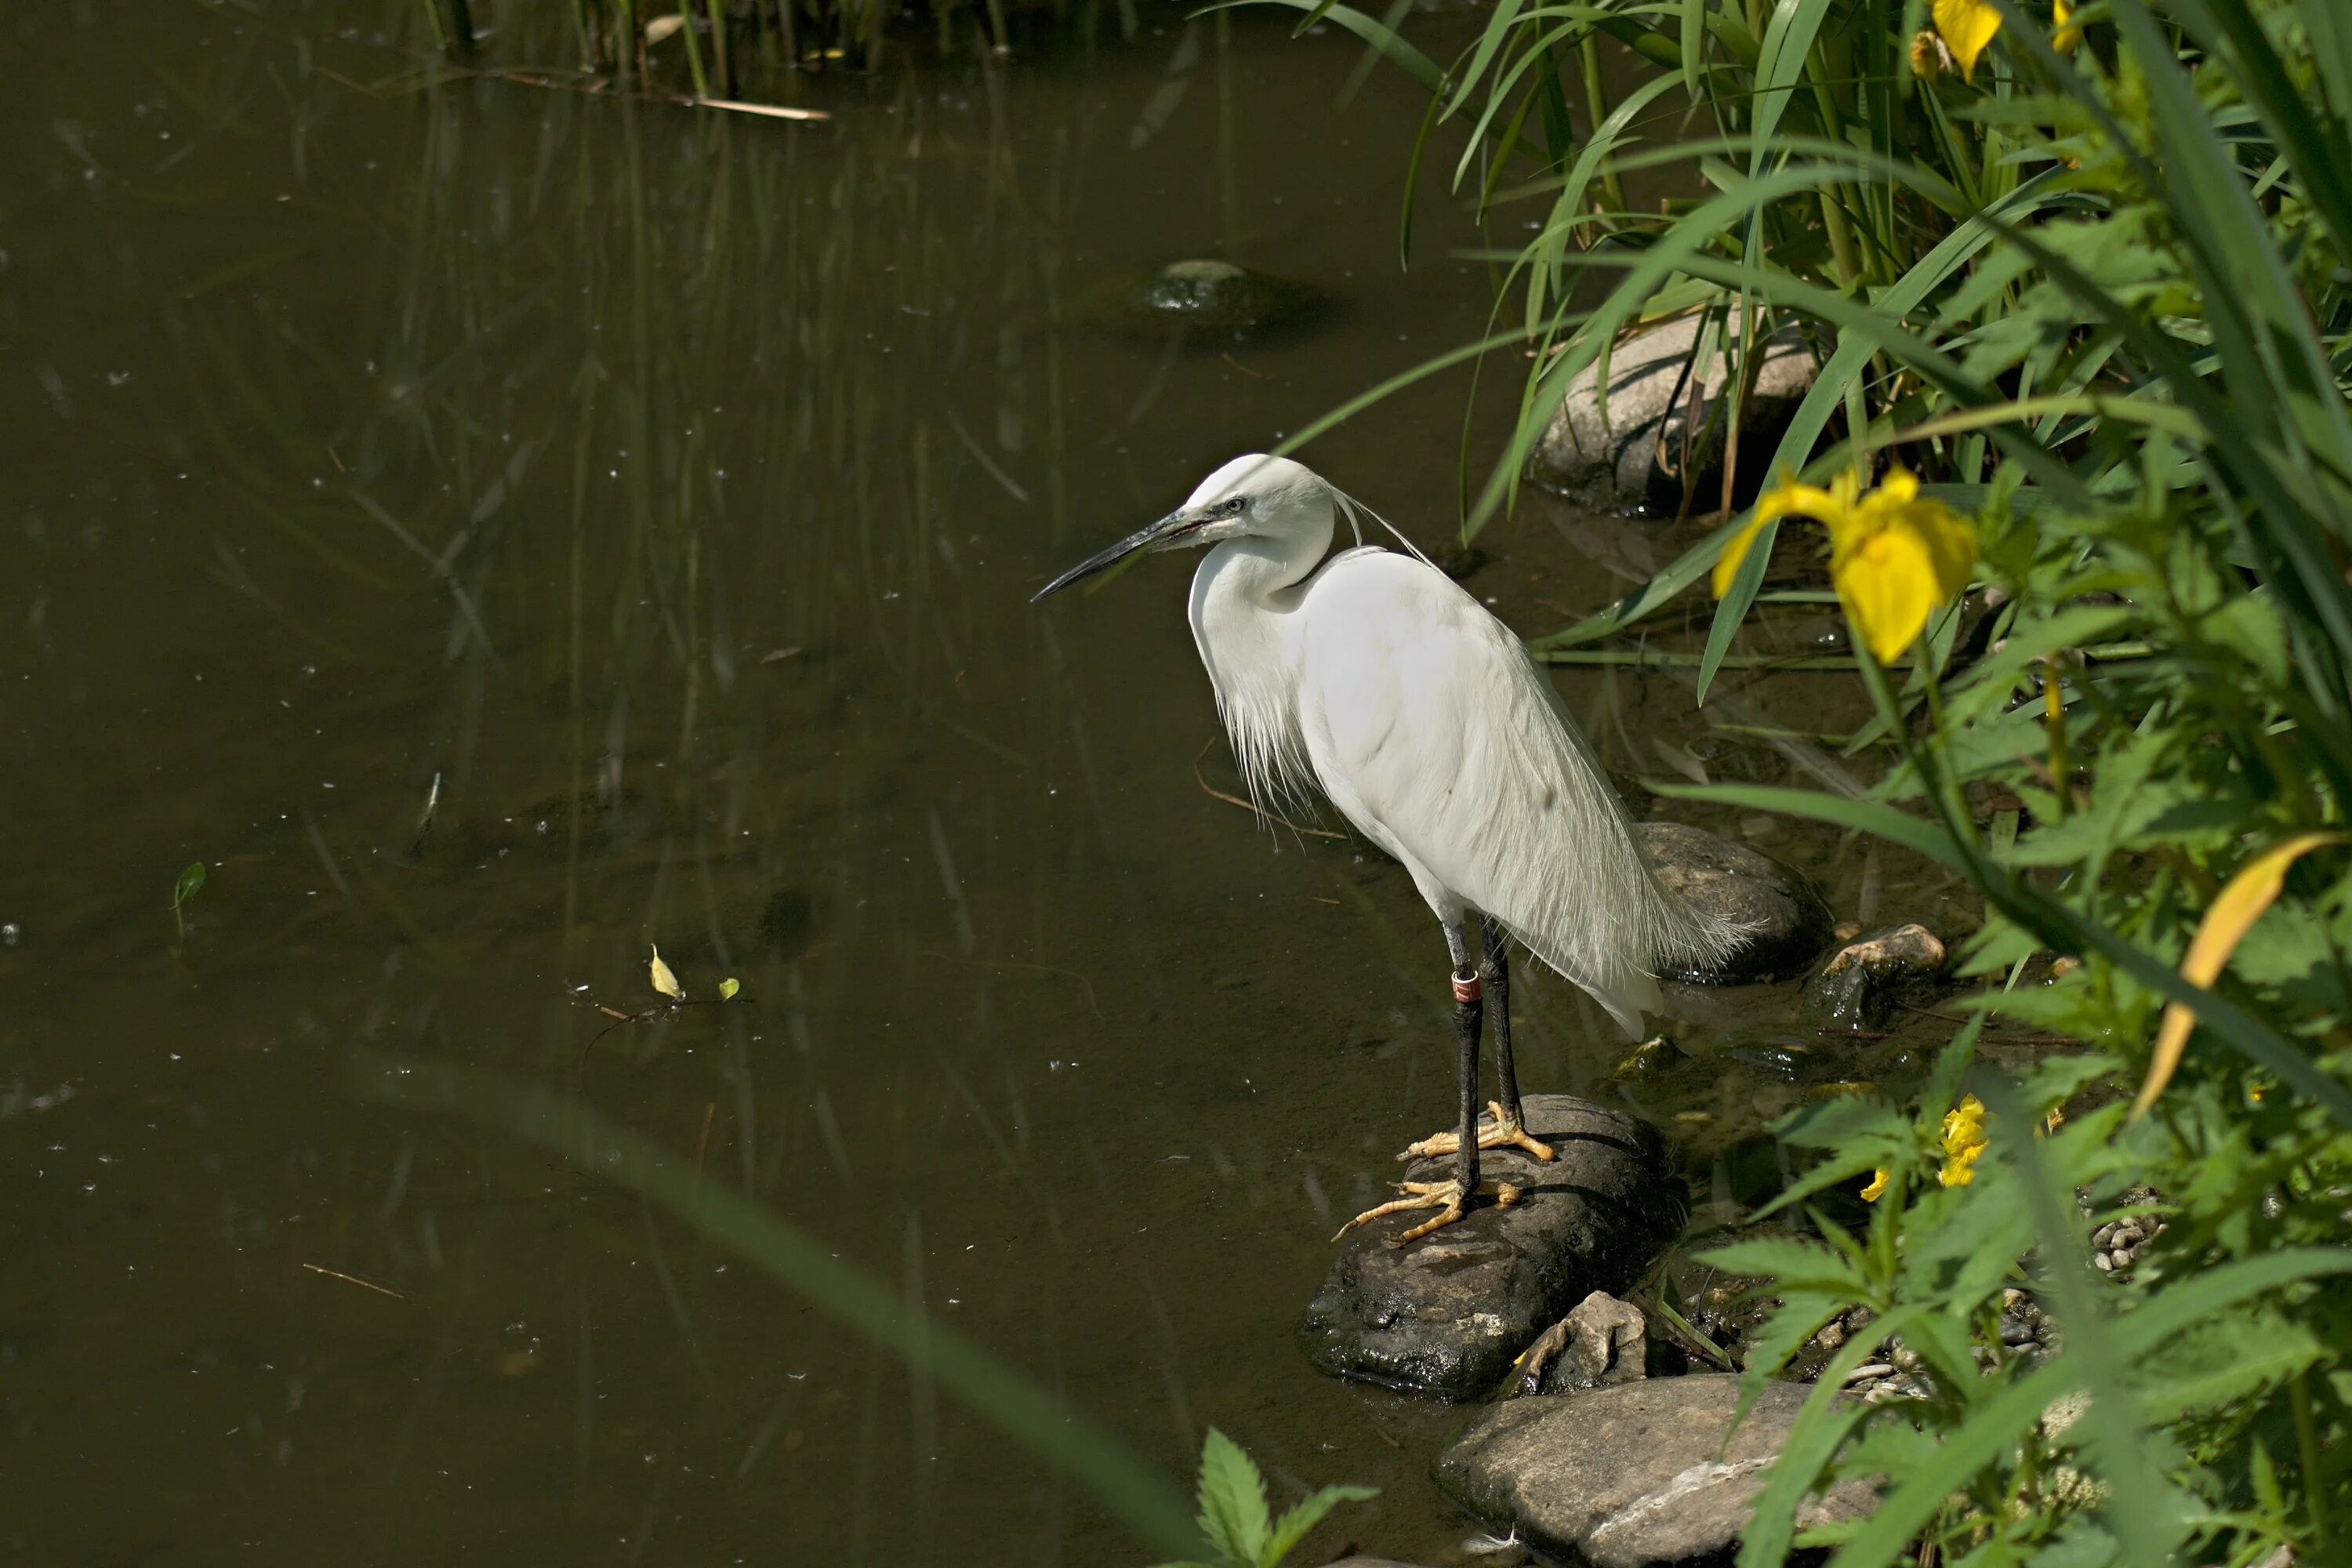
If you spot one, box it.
[1,4,1972,1563]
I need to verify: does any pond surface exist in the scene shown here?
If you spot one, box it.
[1,4,1978,1562]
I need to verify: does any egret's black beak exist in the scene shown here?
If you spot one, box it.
[1030,509,1201,602]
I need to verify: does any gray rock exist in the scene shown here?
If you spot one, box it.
[1300,1096,1680,1399]
[1433,1375,1876,1567]
[1532,314,1820,514]
[1635,822,1835,983]
[1515,1290,1648,1396]
[1801,923,1947,1031]
[1116,258,1323,340]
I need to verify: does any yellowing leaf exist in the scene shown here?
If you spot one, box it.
[649,944,684,1001]
[718,977,741,1000]
[1933,0,2003,80]
[644,13,687,43]
[2132,832,2348,1120]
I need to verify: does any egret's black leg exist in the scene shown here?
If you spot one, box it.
[1481,917,1520,1124]
[1450,960,1484,1207]
[1338,927,1526,1245]
[1390,921,1556,1170]
[1479,920,1555,1160]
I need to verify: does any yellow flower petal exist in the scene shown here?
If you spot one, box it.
[1711,514,1772,600]
[2054,0,2082,50]
[1861,1168,1889,1203]
[1827,474,1976,662]
[1713,475,1841,599]
[1933,0,2003,80]
[1833,526,1944,662]
[1939,1094,1989,1186]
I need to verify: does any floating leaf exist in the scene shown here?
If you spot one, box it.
[174,862,207,907]
[648,944,684,1001]
[718,977,741,1001]
[2133,832,2348,1119]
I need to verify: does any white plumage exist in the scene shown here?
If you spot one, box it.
[1036,452,1744,1241]
[1171,454,1740,1036]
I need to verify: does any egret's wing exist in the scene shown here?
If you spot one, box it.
[1294,554,1736,1037]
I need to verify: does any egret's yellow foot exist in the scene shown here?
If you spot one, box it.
[1335,1178,1523,1246]
[1401,1102,1555,1163]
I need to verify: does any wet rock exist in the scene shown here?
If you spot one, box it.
[1635,821,1835,982]
[1610,1035,1688,1085]
[1515,1290,1648,1396]
[1802,923,1947,1031]
[1531,314,1820,514]
[1116,258,1323,341]
[1435,1375,1875,1566]
[1300,1096,1679,1399]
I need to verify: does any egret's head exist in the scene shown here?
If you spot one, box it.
[1030,454,1332,601]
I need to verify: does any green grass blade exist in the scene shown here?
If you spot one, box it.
[350,1051,1202,1555]
[1647,781,1966,867]
[1748,0,1838,170]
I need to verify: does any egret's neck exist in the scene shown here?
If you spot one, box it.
[1186,520,1330,656]
[1184,521,1332,810]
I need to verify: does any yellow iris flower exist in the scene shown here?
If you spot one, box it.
[1933,0,2003,80]
[1711,467,1977,664]
[1940,1094,1990,1187]
[1862,1093,1991,1201]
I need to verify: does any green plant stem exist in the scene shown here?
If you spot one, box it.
[706,0,733,93]
[680,5,714,96]
[2294,1370,2330,1542]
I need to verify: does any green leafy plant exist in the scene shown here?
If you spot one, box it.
[170,860,207,946]
[1152,1428,1377,1568]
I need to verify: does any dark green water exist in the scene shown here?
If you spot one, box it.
[0,5,1976,1563]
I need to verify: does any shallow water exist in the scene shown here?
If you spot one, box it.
[2,5,1977,1562]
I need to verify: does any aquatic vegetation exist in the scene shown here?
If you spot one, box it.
[169,859,207,946]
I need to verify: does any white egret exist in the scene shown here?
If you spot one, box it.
[1034,455,1743,1243]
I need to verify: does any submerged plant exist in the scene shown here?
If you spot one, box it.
[170,860,206,946]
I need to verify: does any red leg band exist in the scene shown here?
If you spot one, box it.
[1452,972,1483,1004]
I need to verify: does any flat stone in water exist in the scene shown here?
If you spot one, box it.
[1636,821,1835,983]
[1299,1095,1679,1399]
[1433,1375,1876,1567]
